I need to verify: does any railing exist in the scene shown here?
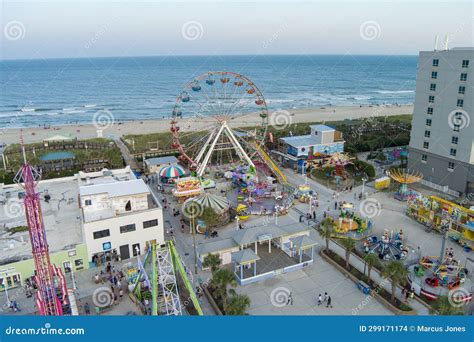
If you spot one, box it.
[419,179,460,198]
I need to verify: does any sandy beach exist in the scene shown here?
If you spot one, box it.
[0,104,413,145]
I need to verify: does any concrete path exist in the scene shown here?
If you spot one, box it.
[328,239,430,315]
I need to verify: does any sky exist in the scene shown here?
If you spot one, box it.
[0,0,473,60]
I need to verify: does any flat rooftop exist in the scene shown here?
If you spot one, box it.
[79,179,149,198]
[0,176,83,265]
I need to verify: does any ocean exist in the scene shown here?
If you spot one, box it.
[0,55,417,128]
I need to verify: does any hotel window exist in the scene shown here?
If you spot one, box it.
[460,73,467,81]
[143,219,158,229]
[120,223,136,234]
[93,229,110,240]
[432,59,439,67]
[423,141,429,149]
[448,162,455,170]
[424,130,431,138]
[457,99,464,107]
[430,84,436,91]
[462,60,469,68]
[85,199,92,206]
[450,148,457,156]
[421,154,427,162]
[426,119,432,126]
[428,95,435,103]
[458,86,465,94]
[431,71,437,79]
[427,107,433,115]
[452,136,458,144]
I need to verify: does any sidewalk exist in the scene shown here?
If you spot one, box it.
[328,239,430,315]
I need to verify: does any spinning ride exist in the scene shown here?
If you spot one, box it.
[363,229,409,261]
[388,168,423,201]
[170,71,269,176]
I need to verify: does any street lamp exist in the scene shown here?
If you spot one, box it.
[361,176,368,198]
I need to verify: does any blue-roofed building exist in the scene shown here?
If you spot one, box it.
[278,124,345,160]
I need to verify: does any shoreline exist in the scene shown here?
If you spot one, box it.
[0,104,413,145]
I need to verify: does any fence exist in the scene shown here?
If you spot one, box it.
[419,179,460,198]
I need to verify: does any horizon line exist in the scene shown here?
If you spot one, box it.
[0,52,419,62]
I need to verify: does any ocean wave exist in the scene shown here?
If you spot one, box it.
[376,90,414,94]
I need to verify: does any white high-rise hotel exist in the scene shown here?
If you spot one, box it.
[408,47,473,195]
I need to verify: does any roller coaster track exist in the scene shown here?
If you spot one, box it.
[133,241,203,316]
[252,142,287,184]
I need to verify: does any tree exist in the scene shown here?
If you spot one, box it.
[202,254,221,274]
[199,206,219,227]
[363,253,381,285]
[318,218,334,252]
[224,291,251,315]
[212,268,237,305]
[382,261,408,304]
[340,237,356,270]
[429,296,465,316]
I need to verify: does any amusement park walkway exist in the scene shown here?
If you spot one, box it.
[329,240,430,315]
[114,137,141,171]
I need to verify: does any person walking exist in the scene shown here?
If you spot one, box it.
[324,292,328,302]
[317,294,323,305]
[326,296,332,308]
[287,292,293,305]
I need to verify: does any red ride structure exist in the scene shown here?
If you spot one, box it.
[14,145,66,315]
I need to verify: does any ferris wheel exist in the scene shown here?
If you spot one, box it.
[170,71,269,176]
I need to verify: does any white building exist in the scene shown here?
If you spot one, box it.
[78,167,164,262]
[279,124,345,158]
[407,47,473,195]
[144,156,178,174]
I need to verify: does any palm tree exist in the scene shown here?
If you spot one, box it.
[212,268,237,304]
[363,253,381,285]
[224,290,251,315]
[202,254,221,274]
[340,237,356,270]
[318,218,334,252]
[429,296,465,316]
[382,261,408,304]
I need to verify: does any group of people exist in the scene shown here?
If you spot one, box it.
[284,291,333,308]
[317,292,333,308]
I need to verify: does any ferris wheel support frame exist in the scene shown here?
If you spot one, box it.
[196,121,255,177]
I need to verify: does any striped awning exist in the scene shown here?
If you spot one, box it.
[159,165,185,178]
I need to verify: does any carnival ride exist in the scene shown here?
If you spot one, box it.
[388,168,423,201]
[170,71,269,177]
[14,143,68,315]
[329,205,371,239]
[133,241,203,316]
[172,177,204,201]
[408,253,472,301]
[363,229,409,261]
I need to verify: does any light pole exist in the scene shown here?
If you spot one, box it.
[361,176,368,197]
[0,277,10,308]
